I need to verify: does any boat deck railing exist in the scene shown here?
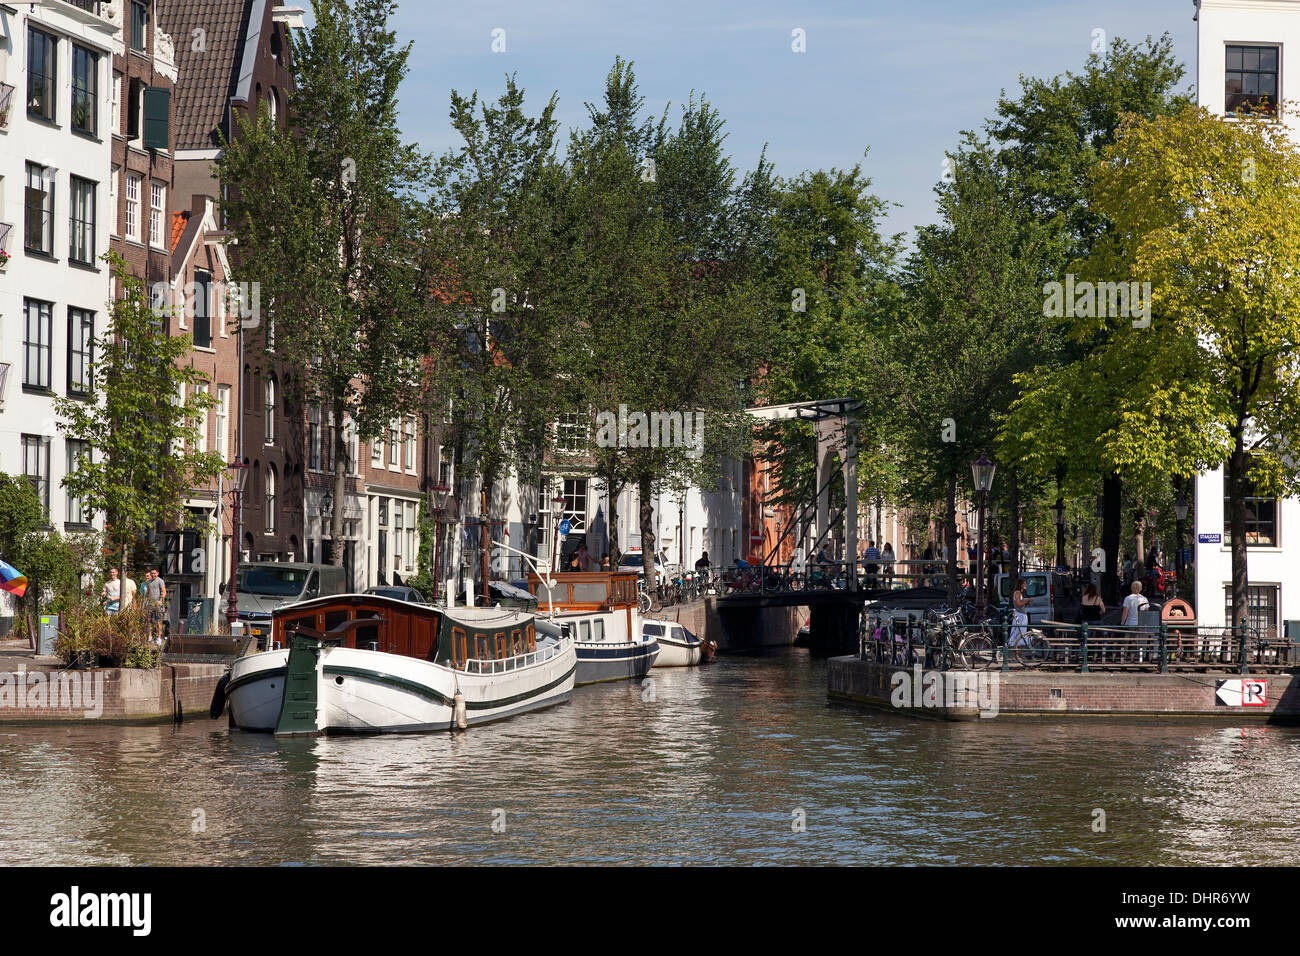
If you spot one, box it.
[462,635,572,675]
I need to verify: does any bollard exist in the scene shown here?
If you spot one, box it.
[1080,621,1089,673]
[1159,621,1168,673]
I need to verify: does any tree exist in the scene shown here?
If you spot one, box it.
[218,0,434,567]
[990,34,1192,601]
[55,253,222,574]
[1076,105,1300,633]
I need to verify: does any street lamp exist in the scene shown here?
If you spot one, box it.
[224,457,249,632]
[430,483,450,590]
[551,492,566,573]
[1174,490,1189,595]
[320,491,334,564]
[971,450,997,619]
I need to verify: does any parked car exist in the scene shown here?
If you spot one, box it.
[225,562,347,646]
[617,548,680,583]
[993,571,1055,624]
[364,586,427,604]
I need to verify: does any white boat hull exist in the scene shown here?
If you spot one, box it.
[227,638,575,735]
[653,636,702,667]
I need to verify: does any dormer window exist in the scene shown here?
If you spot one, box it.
[131,1,148,53]
[1226,45,1279,116]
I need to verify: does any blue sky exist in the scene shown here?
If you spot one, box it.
[385,0,1197,242]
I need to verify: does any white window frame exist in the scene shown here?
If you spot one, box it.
[215,385,230,461]
[404,419,416,473]
[195,383,209,452]
[125,172,142,243]
[149,181,166,249]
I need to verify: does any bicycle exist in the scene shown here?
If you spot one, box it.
[637,580,661,614]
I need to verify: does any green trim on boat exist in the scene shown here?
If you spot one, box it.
[274,635,323,736]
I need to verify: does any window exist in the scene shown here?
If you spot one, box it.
[27,28,56,122]
[1226,45,1279,116]
[109,166,120,236]
[265,467,277,534]
[149,182,165,248]
[389,422,399,467]
[264,377,276,445]
[193,271,212,347]
[556,412,589,454]
[195,384,209,452]
[404,419,416,471]
[25,164,55,255]
[308,405,322,471]
[1224,584,1279,641]
[69,177,96,265]
[407,502,417,567]
[562,478,588,532]
[130,1,148,53]
[346,419,359,475]
[22,436,51,518]
[125,173,142,242]
[267,88,279,126]
[72,46,98,135]
[67,308,94,395]
[394,505,404,560]
[1225,482,1278,547]
[379,497,389,526]
[372,436,383,462]
[24,299,53,390]
[112,72,122,136]
[216,386,230,461]
[66,440,90,526]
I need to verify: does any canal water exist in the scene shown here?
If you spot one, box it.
[1,648,1298,865]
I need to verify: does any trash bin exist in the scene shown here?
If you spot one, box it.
[186,597,214,635]
[38,614,59,656]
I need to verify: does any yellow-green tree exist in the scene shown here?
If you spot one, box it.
[1082,105,1300,631]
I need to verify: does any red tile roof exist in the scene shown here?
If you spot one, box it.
[170,211,190,254]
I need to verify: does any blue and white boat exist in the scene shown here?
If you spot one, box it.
[527,571,659,685]
[641,620,715,667]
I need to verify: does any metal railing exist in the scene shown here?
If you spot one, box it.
[858,612,1292,673]
[462,633,571,674]
[0,82,14,125]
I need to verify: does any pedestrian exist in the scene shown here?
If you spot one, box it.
[144,567,167,645]
[863,540,880,589]
[600,555,611,571]
[694,551,710,571]
[576,543,593,571]
[922,541,935,583]
[121,569,138,610]
[1010,578,1031,647]
[102,567,122,615]
[881,542,895,589]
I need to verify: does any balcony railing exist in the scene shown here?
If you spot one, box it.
[0,221,12,265]
[0,82,14,127]
[66,0,108,14]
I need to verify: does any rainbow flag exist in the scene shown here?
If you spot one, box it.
[0,559,27,599]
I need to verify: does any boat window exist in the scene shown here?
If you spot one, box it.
[495,632,510,659]
[593,619,605,641]
[475,634,490,660]
[643,623,663,636]
[324,610,349,633]
[511,628,523,655]
[356,623,380,650]
[527,623,536,652]
[571,581,608,604]
[451,627,467,667]
[578,621,590,641]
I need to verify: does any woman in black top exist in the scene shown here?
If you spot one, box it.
[1078,583,1104,622]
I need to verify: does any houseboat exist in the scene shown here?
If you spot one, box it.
[218,594,575,736]
[641,620,716,667]
[527,571,659,684]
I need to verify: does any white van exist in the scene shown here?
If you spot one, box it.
[994,572,1055,624]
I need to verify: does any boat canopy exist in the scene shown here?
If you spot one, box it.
[526,571,638,611]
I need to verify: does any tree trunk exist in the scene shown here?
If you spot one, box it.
[945,469,959,605]
[1101,473,1122,605]
[1009,469,1020,579]
[1133,507,1147,577]
[638,473,656,589]
[1227,437,1250,636]
[329,397,347,570]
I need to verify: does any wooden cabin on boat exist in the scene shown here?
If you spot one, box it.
[271,594,537,669]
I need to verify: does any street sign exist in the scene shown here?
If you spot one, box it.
[1215,678,1267,707]
[558,519,572,536]
[1198,533,1221,544]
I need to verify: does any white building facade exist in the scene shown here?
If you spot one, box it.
[1193,0,1300,638]
[0,1,115,526]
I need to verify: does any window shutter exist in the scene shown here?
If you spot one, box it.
[142,86,170,149]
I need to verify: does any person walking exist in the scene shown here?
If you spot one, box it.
[102,568,122,615]
[1010,578,1031,647]
[144,568,167,646]
[881,543,896,590]
[863,540,880,589]
[1121,580,1152,663]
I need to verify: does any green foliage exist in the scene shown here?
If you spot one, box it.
[55,252,222,569]
[0,475,102,622]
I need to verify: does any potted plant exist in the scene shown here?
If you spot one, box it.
[56,604,100,669]
[0,249,10,268]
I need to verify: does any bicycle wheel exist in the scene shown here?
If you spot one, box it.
[959,633,996,669]
[638,591,652,614]
[1013,640,1044,668]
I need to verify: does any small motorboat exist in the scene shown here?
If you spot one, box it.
[527,571,659,685]
[220,594,575,735]
[642,620,716,666]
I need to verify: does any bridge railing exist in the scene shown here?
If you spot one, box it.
[857,613,1290,673]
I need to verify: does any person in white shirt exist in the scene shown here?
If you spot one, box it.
[1121,580,1149,625]
[102,568,122,614]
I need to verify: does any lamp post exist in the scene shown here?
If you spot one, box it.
[1050,499,1065,571]
[971,451,997,619]
[551,492,566,574]
[224,457,249,631]
[320,490,334,565]
[430,483,449,590]
[1174,490,1189,597]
